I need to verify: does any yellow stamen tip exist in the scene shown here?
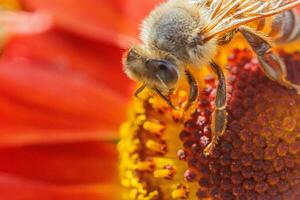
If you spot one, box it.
[146,140,167,154]
[153,169,171,179]
[153,166,176,179]
[134,161,155,172]
[172,109,185,121]
[143,121,166,134]
[171,185,189,199]
[129,189,138,200]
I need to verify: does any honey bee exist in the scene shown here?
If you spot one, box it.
[123,0,300,155]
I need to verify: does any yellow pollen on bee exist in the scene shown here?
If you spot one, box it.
[146,140,167,154]
[172,109,185,121]
[178,90,188,103]
[143,121,166,134]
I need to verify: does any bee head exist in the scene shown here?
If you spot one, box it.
[123,46,179,94]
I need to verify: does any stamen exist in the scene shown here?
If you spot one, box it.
[143,121,166,134]
[146,140,167,154]
[134,161,155,172]
[171,184,189,199]
[153,165,176,179]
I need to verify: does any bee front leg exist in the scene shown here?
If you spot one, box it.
[153,87,177,110]
[184,69,198,110]
[239,26,300,94]
[204,61,228,156]
[135,84,147,97]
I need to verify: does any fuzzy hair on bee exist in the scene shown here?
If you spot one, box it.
[123,0,300,155]
[123,0,300,96]
[123,0,219,97]
[140,0,218,67]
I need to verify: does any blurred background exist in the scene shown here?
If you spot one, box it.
[0,0,162,199]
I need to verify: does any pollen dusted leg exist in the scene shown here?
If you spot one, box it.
[204,61,228,156]
[153,87,177,110]
[135,84,147,97]
[184,69,198,110]
[239,26,300,94]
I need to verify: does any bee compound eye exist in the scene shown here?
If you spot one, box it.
[144,59,179,87]
[156,60,179,87]
[158,63,169,71]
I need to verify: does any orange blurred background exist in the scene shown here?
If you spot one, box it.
[0,0,161,199]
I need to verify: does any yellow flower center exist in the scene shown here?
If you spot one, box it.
[118,49,300,200]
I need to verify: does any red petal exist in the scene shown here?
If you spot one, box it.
[20,0,136,46]
[20,0,162,46]
[0,175,119,200]
[3,31,133,96]
[0,58,126,145]
[0,142,118,184]
[0,30,133,145]
[122,0,162,28]
[0,142,120,199]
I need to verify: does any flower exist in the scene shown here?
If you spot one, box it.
[1,0,299,200]
[118,49,300,199]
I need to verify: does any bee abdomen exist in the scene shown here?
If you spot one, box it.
[266,9,300,43]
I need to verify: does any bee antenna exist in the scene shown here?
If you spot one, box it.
[156,74,169,89]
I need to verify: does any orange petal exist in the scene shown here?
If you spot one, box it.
[0,0,20,10]
[3,31,134,96]
[0,30,134,146]
[20,0,162,46]
[0,141,118,184]
[0,58,127,145]
[0,11,52,36]
[20,0,136,46]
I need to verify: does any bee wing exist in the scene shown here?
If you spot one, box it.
[203,0,300,41]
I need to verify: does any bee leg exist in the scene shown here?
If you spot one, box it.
[184,69,198,110]
[153,87,177,110]
[134,84,147,97]
[204,61,228,156]
[239,26,300,94]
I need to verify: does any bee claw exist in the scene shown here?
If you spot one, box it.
[203,142,214,157]
[282,78,300,95]
[291,86,300,95]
